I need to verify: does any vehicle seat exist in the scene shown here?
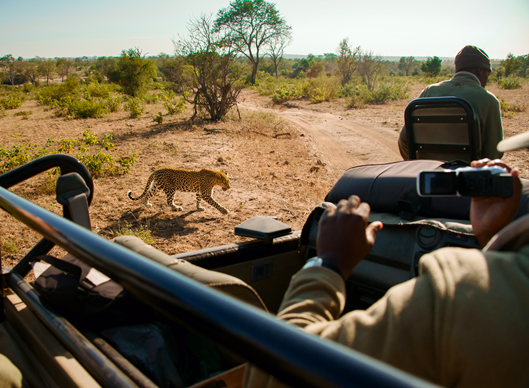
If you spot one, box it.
[113,236,268,312]
[403,96,480,163]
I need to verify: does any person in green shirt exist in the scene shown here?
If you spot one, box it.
[398,45,503,160]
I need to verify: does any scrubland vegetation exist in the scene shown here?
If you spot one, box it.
[0,0,527,259]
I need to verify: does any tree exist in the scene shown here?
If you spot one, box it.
[214,0,292,84]
[421,56,442,77]
[502,53,522,78]
[174,14,243,121]
[358,51,385,91]
[518,54,529,78]
[0,55,25,85]
[38,59,56,85]
[398,56,417,76]
[94,57,118,82]
[56,58,75,81]
[336,38,360,86]
[21,61,39,85]
[114,48,157,97]
[267,28,292,78]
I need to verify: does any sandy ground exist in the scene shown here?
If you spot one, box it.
[0,79,527,266]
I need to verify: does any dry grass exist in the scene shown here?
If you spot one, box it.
[1,78,528,268]
[0,93,336,266]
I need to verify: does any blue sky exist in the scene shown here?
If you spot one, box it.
[1,0,528,60]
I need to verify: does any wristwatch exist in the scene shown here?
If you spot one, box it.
[302,257,345,280]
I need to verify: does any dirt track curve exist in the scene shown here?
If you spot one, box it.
[239,99,403,174]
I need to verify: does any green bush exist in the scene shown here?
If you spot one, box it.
[271,85,304,104]
[143,93,160,104]
[0,94,25,109]
[498,77,523,90]
[114,223,154,245]
[153,112,164,124]
[84,82,114,98]
[303,77,341,103]
[37,76,81,104]
[346,78,409,106]
[163,95,185,115]
[14,110,33,117]
[125,97,145,118]
[0,131,136,177]
[106,95,121,112]
[52,96,107,119]
[72,99,107,119]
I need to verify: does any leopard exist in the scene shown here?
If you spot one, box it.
[128,168,230,215]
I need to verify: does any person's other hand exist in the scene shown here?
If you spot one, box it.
[470,158,522,247]
[316,196,383,279]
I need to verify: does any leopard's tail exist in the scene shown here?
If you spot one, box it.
[128,175,155,201]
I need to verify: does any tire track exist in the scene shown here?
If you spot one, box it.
[239,101,402,174]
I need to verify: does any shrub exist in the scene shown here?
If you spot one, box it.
[153,112,164,124]
[84,82,113,98]
[498,77,522,90]
[125,97,145,118]
[271,85,303,104]
[72,99,107,119]
[346,78,409,106]
[114,223,154,245]
[52,96,107,119]
[163,95,185,115]
[303,76,341,103]
[14,110,33,116]
[0,131,136,177]
[106,95,121,112]
[0,94,25,109]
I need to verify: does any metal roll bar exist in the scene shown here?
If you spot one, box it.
[0,186,435,388]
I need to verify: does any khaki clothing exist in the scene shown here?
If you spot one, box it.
[398,72,503,160]
[246,245,529,387]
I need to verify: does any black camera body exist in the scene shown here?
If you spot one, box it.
[417,166,513,197]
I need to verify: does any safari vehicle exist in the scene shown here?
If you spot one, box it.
[0,154,504,388]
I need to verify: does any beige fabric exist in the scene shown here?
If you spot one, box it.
[0,354,24,388]
[246,245,529,387]
[114,235,268,311]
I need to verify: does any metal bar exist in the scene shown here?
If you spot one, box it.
[0,154,94,206]
[5,272,139,388]
[13,238,55,277]
[0,186,436,388]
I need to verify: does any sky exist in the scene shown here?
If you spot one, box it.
[1,0,528,61]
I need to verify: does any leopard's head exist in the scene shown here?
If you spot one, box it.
[217,172,231,191]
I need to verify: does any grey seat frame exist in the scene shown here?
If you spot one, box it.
[405,96,479,163]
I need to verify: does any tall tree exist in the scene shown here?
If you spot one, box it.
[421,56,442,77]
[38,59,56,85]
[336,38,360,86]
[56,58,75,81]
[358,51,385,91]
[174,14,243,121]
[398,56,417,76]
[214,0,291,84]
[267,28,292,78]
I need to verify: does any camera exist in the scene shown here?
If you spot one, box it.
[417,166,513,197]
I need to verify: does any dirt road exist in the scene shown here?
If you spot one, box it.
[239,98,403,173]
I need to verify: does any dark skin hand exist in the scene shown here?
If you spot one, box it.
[316,196,383,279]
[470,158,522,247]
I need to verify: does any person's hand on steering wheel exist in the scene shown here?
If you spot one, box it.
[316,195,383,279]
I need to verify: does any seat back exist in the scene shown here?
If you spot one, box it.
[405,97,479,163]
